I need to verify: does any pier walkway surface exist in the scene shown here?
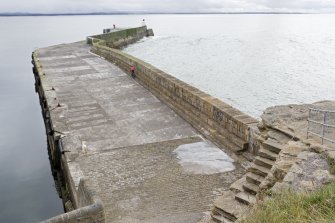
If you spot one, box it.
[36,41,244,223]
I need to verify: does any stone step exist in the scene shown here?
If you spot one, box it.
[263,139,282,154]
[230,176,246,193]
[246,172,264,186]
[258,148,278,161]
[211,212,223,223]
[235,191,256,205]
[242,182,259,195]
[211,213,233,223]
[254,156,275,169]
[267,130,291,144]
[248,163,270,177]
[213,191,249,222]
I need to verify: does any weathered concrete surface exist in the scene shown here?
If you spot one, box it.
[36,41,245,222]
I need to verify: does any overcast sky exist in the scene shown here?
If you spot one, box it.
[1,0,335,13]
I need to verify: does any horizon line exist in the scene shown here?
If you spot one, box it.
[0,11,328,16]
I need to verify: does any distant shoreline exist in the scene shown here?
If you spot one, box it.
[0,12,320,17]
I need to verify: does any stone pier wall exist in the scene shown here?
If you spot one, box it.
[32,53,105,223]
[87,26,154,49]
[89,30,258,153]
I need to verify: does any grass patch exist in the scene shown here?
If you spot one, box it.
[242,182,335,223]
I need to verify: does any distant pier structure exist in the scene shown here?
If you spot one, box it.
[32,26,259,223]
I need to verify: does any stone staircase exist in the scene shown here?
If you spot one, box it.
[211,139,283,222]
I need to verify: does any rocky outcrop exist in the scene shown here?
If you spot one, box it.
[210,101,335,222]
[272,149,335,193]
[254,101,335,194]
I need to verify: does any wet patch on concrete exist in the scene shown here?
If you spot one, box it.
[174,141,235,175]
[78,138,245,223]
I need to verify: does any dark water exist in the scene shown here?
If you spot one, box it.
[0,14,334,222]
[0,18,64,222]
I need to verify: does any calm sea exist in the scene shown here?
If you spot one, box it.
[0,14,334,222]
[124,14,335,117]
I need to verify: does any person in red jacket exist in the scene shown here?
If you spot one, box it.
[130,66,136,78]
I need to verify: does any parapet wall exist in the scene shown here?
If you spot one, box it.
[89,28,258,152]
[87,26,154,49]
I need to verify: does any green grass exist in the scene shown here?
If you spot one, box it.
[242,182,335,223]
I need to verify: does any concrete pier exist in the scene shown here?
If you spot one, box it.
[33,41,245,223]
[33,27,335,223]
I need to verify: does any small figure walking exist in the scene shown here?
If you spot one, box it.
[130,66,136,78]
[113,24,116,29]
[141,19,146,27]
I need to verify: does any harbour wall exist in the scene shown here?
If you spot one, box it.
[87,26,154,49]
[32,55,105,223]
[89,27,258,153]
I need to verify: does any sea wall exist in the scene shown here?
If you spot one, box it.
[87,26,154,49]
[32,54,105,223]
[89,29,258,153]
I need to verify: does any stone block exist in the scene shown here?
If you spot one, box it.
[272,160,294,181]
[289,164,303,175]
[271,182,290,194]
[282,141,307,157]
[283,172,296,183]
[297,151,309,160]
[213,191,249,221]
[230,176,246,193]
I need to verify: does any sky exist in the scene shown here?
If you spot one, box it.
[1,0,335,14]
